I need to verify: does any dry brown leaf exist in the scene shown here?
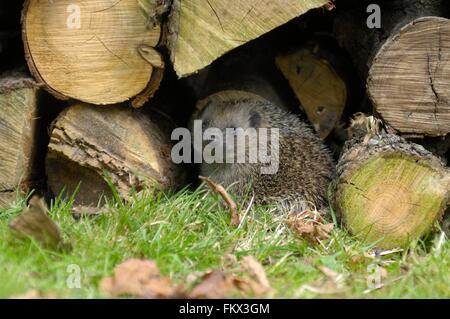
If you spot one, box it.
[189,270,234,299]
[287,210,334,244]
[9,195,70,251]
[189,269,270,299]
[100,259,183,299]
[200,176,240,226]
[241,256,271,292]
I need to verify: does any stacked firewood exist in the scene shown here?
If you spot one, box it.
[0,0,449,248]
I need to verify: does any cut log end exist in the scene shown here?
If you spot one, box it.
[368,16,450,137]
[334,124,449,248]
[22,0,163,106]
[46,103,181,206]
[276,41,347,139]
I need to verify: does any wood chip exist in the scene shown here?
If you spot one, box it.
[286,210,334,244]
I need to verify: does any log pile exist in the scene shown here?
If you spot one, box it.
[0,0,449,248]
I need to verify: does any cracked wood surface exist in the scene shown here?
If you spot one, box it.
[332,117,450,249]
[167,0,328,78]
[367,17,450,137]
[23,0,162,106]
[46,103,181,205]
[0,74,40,208]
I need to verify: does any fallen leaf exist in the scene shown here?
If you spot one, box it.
[189,270,234,299]
[200,176,240,226]
[241,256,271,292]
[100,259,183,299]
[286,210,334,244]
[9,195,70,251]
[189,269,270,299]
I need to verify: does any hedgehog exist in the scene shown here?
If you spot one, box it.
[190,95,335,213]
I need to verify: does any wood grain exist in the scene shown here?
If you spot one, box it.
[46,103,181,205]
[368,17,450,137]
[276,42,347,139]
[168,0,328,77]
[333,116,449,248]
[23,0,162,105]
[0,74,39,207]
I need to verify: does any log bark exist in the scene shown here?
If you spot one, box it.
[0,73,42,207]
[22,0,164,107]
[334,0,450,137]
[167,0,329,78]
[275,38,352,139]
[332,115,450,249]
[46,103,182,206]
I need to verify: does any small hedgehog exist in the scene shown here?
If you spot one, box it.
[190,94,335,212]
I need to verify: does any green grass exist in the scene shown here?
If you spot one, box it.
[0,186,449,299]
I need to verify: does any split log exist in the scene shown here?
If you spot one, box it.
[332,115,450,249]
[22,0,164,107]
[167,0,329,78]
[334,0,450,137]
[276,38,353,139]
[0,73,42,207]
[46,103,182,206]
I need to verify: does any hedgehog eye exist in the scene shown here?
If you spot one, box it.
[249,111,261,128]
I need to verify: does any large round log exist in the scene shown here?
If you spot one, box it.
[334,0,450,137]
[46,103,181,205]
[367,17,450,137]
[22,0,163,107]
[332,115,450,249]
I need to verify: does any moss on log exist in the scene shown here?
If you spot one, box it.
[332,115,450,248]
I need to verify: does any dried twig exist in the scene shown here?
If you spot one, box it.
[199,176,240,226]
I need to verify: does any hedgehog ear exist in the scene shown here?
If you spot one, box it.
[249,110,261,128]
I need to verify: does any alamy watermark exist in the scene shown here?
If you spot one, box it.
[66,264,82,289]
[367,4,381,29]
[171,120,280,175]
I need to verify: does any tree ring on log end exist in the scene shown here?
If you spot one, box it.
[368,17,450,137]
[338,152,449,248]
[23,0,161,105]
